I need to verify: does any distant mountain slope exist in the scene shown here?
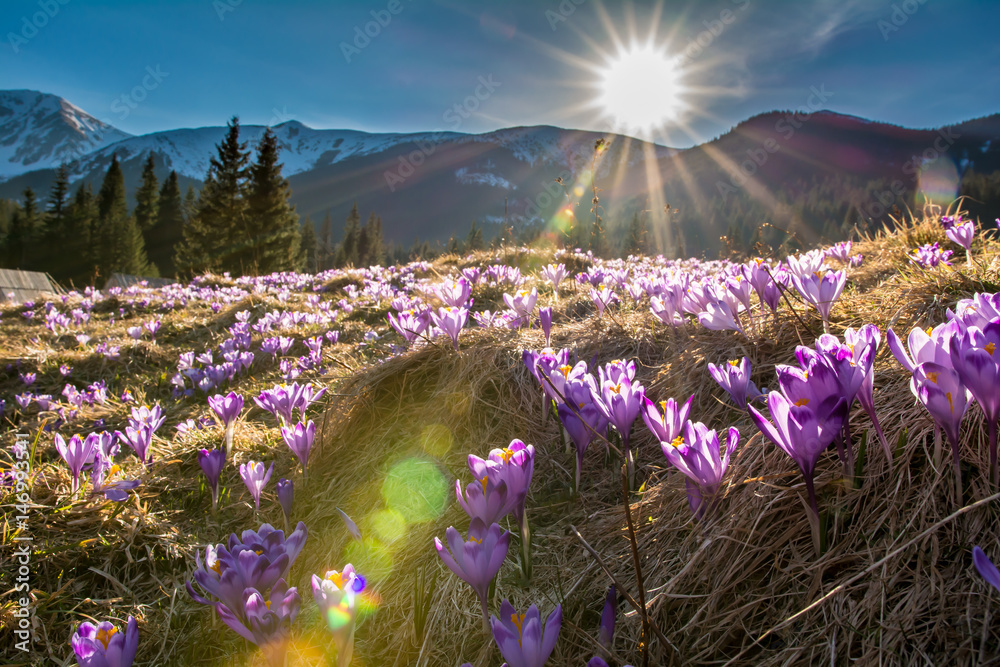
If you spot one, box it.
[0,90,132,178]
[0,89,997,256]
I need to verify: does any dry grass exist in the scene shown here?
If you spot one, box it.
[2,210,1000,665]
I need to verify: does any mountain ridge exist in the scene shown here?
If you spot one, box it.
[1,89,998,256]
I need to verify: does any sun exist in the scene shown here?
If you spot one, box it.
[596,43,686,136]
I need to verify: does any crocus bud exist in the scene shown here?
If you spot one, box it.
[277,478,294,523]
[539,307,552,347]
[599,585,616,648]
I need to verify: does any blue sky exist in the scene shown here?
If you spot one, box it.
[1,0,998,147]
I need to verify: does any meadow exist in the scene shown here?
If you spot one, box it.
[2,207,1000,666]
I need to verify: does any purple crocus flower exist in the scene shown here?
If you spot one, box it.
[436,277,472,308]
[641,395,693,446]
[558,379,609,493]
[912,361,973,499]
[456,475,511,526]
[130,404,165,433]
[71,616,138,667]
[280,420,316,475]
[591,366,645,486]
[836,325,891,463]
[187,522,308,613]
[312,565,366,667]
[949,321,1000,485]
[523,348,570,397]
[198,448,225,512]
[54,433,96,493]
[887,321,958,374]
[89,456,139,502]
[434,519,511,631]
[707,357,763,410]
[215,579,300,662]
[469,440,534,527]
[791,269,846,327]
[539,307,553,348]
[537,357,588,405]
[662,422,740,519]
[910,242,953,268]
[749,390,848,530]
[973,546,1000,594]
[254,383,306,424]
[388,309,430,345]
[115,423,153,468]
[697,299,745,335]
[431,306,469,351]
[590,285,617,319]
[277,478,293,528]
[208,391,244,460]
[540,263,568,298]
[946,218,975,261]
[503,287,538,326]
[240,460,274,510]
[490,600,562,667]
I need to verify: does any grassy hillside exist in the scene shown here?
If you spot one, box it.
[1,207,999,665]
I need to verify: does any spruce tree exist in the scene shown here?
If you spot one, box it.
[20,188,42,269]
[64,185,96,284]
[318,211,333,270]
[42,166,73,278]
[356,212,375,267]
[134,152,160,233]
[243,127,301,274]
[299,217,318,273]
[175,117,249,275]
[95,155,152,278]
[339,202,360,267]
[367,215,384,265]
[5,209,26,268]
[148,170,184,276]
[465,220,484,252]
[47,164,70,233]
[183,185,198,221]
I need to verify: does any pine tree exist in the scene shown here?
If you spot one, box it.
[367,215,384,265]
[183,185,198,221]
[338,202,361,267]
[63,184,96,284]
[175,117,249,275]
[20,187,43,269]
[4,209,26,268]
[134,152,160,233]
[243,127,301,274]
[147,170,185,276]
[299,217,318,273]
[465,220,484,252]
[95,155,152,278]
[47,164,70,233]
[356,212,375,267]
[318,210,333,270]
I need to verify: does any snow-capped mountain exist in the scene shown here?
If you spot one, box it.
[0,90,132,179]
[63,121,468,182]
